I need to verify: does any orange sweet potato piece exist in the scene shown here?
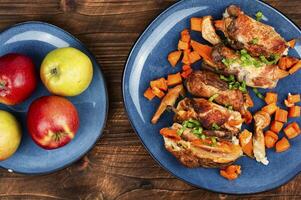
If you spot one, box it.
[190,40,213,63]
[181,29,191,43]
[160,128,181,141]
[264,130,278,148]
[181,68,193,79]
[278,56,299,70]
[144,87,156,101]
[168,51,182,67]
[182,65,191,71]
[190,18,203,32]
[264,92,278,104]
[288,106,301,118]
[275,109,288,123]
[150,78,167,91]
[284,122,301,139]
[178,40,190,50]
[261,103,278,115]
[270,121,284,133]
[167,73,182,86]
[188,51,201,64]
[287,39,296,48]
[220,165,241,180]
[289,60,301,74]
[275,137,290,152]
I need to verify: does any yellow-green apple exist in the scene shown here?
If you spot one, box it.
[27,96,79,150]
[0,110,22,161]
[0,53,37,105]
[40,47,93,96]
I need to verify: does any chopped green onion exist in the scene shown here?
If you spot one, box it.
[211,137,217,145]
[252,88,264,99]
[256,11,264,21]
[251,37,259,44]
[177,127,185,136]
[188,119,201,126]
[227,105,233,110]
[186,122,195,128]
[212,123,220,130]
[220,75,229,82]
[201,134,206,140]
[209,94,219,102]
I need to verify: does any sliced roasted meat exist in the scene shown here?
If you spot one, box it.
[220,5,288,58]
[160,124,242,168]
[174,98,243,134]
[186,70,248,115]
[206,44,288,88]
[253,111,271,165]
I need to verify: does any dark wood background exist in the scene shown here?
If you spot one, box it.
[1,0,301,199]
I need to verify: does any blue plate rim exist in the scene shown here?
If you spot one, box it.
[122,0,301,195]
[0,21,109,175]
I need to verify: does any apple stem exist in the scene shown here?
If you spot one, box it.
[50,68,58,75]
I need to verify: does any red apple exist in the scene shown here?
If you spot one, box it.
[27,96,79,150]
[0,53,37,105]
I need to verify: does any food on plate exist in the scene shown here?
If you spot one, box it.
[283,122,301,139]
[220,165,241,180]
[174,98,243,134]
[151,84,184,124]
[201,16,221,45]
[143,4,301,180]
[190,17,202,32]
[207,44,289,88]
[186,70,252,118]
[264,130,278,148]
[0,53,37,105]
[275,137,290,152]
[253,111,271,165]
[168,51,182,67]
[219,5,288,58]
[27,96,79,150]
[288,106,300,118]
[160,123,242,168]
[284,93,300,107]
[0,110,22,161]
[270,121,284,133]
[40,47,93,96]
[239,129,253,157]
[288,60,301,74]
[275,108,288,123]
[278,56,299,70]
[264,92,278,104]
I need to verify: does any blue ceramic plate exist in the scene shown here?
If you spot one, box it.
[0,22,108,174]
[123,0,301,194]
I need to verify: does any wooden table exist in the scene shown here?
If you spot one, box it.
[1,0,301,199]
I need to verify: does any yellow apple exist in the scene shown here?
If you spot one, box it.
[40,47,93,96]
[0,110,22,161]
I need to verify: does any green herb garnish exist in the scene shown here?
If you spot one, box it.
[250,37,259,44]
[256,11,264,21]
[212,123,220,130]
[211,137,217,145]
[252,88,264,99]
[209,94,219,102]
[226,105,233,110]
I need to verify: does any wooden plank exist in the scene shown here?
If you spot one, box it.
[1,0,301,199]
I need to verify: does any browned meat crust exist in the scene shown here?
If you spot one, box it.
[186,70,246,114]
[207,44,288,89]
[174,98,242,134]
[223,5,287,58]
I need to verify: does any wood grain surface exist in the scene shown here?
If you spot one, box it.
[1,0,301,199]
